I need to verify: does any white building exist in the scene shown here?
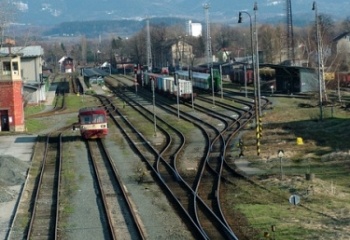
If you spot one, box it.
[187,20,202,37]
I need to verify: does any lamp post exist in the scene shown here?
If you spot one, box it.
[312,1,323,121]
[189,54,195,110]
[152,80,157,136]
[253,2,261,117]
[175,73,180,119]
[243,64,247,98]
[211,67,215,107]
[220,64,223,99]
[239,10,260,156]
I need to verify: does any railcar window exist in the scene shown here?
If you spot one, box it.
[92,114,106,123]
[81,116,92,124]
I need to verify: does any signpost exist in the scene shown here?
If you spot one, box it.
[289,194,300,206]
[278,150,284,180]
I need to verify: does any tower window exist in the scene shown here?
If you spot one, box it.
[12,62,18,71]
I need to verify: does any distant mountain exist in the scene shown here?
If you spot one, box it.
[42,17,189,38]
[14,0,349,27]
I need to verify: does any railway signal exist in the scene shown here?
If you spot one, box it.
[256,116,262,156]
[258,117,263,138]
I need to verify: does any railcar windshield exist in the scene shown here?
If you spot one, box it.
[80,114,106,124]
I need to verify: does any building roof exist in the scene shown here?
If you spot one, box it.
[82,68,109,77]
[332,32,350,42]
[58,56,74,63]
[0,45,44,57]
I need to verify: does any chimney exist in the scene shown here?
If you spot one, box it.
[5,38,15,55]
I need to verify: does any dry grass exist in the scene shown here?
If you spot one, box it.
[228,94,350,240]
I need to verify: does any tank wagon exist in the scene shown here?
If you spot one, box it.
[77,107,108,139]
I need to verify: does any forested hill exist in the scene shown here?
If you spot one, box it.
[42,17,193,38]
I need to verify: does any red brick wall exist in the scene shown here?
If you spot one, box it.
[0,80,24,129]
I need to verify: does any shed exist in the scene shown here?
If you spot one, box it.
[81,68,109,85]
[23,83,46,105]
[263,64,318,94]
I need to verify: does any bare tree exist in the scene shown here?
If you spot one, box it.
[128,30,146,66]
[0,1,16,42]
[211,24,241,62]
[259,24,277,63]
[341,16,350,32]
[151,24,169,69]
[81,36,87,65]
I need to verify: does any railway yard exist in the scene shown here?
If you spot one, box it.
[1,73,350,239]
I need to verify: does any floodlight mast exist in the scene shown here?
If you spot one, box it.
[312,1,323,121]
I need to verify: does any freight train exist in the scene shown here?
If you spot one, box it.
[229,68,254,85]
[175,69,222,92]
[77,107,108,139]
[324,71,350,89]
[141,72,195,102]
[229,67,275,85]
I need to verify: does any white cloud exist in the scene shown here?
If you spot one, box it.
[13,1,28,12]
[267,0,282,6]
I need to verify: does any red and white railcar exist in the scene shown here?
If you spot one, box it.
[78,107,108,139]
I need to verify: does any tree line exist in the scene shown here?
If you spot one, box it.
[34,14,350,73]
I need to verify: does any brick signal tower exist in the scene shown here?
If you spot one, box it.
[0,39,24,132]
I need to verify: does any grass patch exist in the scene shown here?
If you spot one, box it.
[64,94,101,110]
[233,95,350,239]
[24,105,46,116]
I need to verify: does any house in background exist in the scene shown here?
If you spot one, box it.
[59,56,74,73]
[0,45,46,106]
[0,45,44,83]
[332,32,350,54]
[170,39,193,70]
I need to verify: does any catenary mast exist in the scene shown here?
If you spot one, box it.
[203,3,212,68]
[146,18,152,72]
[286,0,295,65]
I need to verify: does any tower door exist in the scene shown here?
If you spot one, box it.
[0,110,9,131]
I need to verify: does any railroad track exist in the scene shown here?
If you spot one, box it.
[87,139,146,239]
[26,133,62,239]
[104,76,246,239]
[106,75,282,238]
[96,94,208,238]
[108,75,280,238]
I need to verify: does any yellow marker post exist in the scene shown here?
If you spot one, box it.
[296,137,304,145]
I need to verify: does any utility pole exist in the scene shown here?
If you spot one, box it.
[286,0,295,65]
[254,2,261,117]
[204,3,212,69]
[146,18,152,72]
[204,3,215,106]
[312,1,323,120]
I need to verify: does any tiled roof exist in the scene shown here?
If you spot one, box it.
[0,45,44,57]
